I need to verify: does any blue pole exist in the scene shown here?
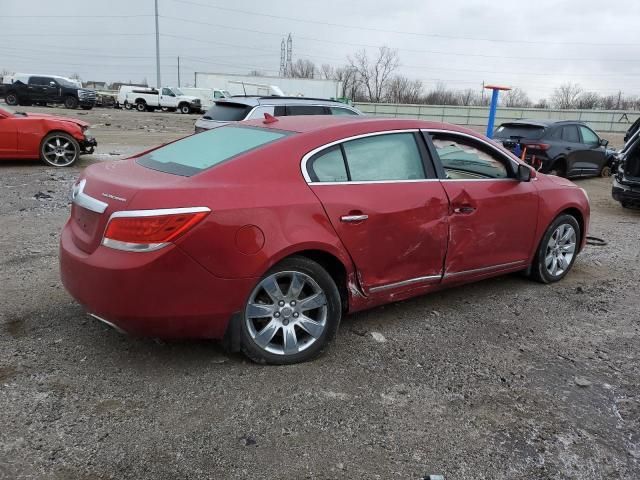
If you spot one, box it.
[486,89,500,138]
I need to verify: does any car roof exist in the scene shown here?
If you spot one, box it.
[241,115,484,136]
[500,119,586,128]
[216,96,356,108]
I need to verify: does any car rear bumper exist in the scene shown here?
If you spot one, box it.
[59,222,256,339]
[612,177,640,206]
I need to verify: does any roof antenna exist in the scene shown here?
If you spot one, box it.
[242,82,246,95]
[263,113,278,124]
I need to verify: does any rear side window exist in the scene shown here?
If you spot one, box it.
[494,124,545,140]
[562,125,580,143]
[137,126,290,176]
[285,105,328,116]
[308,146,348,182]
[203,103,252,121]
[343,133,425,181]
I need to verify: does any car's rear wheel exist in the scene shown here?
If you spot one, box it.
[124,101,132,110]
[5,92,18,106]
[549,160,566,177]
[241,256,342,364]
[531,214,580,283]
[40,132,80,167]
[136,101,146,112]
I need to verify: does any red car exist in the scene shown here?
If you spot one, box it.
[0,105,97,167]
[60,116,590,364]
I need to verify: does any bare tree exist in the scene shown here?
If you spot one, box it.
[576,91,600,109]
[503,87,532,108]
[319,64,334,80]
[288,59,316,79]
[551,82,582,109]
[69,72,82,82]
[348,46,399,102]
[424,82,460,105]
[534,98,550,109]
[334,66,361,100]
[385,75,422,104]
[458,88,484,106]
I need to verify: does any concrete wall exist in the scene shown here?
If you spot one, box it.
[353,102,640,133]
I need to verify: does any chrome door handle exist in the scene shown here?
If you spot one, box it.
[340,214,368,222]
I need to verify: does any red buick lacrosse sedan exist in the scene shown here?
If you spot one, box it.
[60,116,590,364]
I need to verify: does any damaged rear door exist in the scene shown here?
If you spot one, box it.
[305,130,449,294]
[425,130,539,282]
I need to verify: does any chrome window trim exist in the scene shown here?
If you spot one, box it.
[444,260,527,279]
[310,179,440,186]
[71,179,108,214]
[301,129,421,184]
[107,206,211,219]
[369,274,442,293]
[424,128,521,173]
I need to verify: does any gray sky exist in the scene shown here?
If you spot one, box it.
[2,0,640,101]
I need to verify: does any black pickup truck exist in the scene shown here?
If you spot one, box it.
[0,75,96,109]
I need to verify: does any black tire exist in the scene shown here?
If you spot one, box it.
[5,92,18,106]
[179,103,190,114]
[531,214,581,284]
[600,163,612,177]
[39,132,80,167]
[64,96,78,109]
[81,105,93,110]
[136,101,146,112]
[241,256,342,365]
[124,101,132,110]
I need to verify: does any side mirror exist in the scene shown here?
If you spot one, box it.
[600,138,609,147]
[517,164,534,182]
[49,81,56,87]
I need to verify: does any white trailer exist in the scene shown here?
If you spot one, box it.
[194,72,342,99]
[180,87,231,110]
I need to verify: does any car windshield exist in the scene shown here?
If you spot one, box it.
[494,124,546,140]
[172,87,184,96]
[203,102,253,121]
[137,125,291,176]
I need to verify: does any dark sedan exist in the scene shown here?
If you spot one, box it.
[494,119,612,178]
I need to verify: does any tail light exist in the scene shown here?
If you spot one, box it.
[102,207,210,252]
[524,143,550,151]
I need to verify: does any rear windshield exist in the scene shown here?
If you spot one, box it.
[203,102,253,121]
[137,126,290,176]
[494,124,545,140]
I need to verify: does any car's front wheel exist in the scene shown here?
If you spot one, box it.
[40,132,80,167]
[241,256,342,364]
[531,214,580,283]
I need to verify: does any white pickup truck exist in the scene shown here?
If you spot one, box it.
[125,87,202,113]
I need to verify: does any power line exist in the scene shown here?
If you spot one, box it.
[171,0,640,47]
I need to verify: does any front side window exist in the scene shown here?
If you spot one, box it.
[562,125,580,143]
[137,126,291,176]
[285,105,328,116]
[343,133,425,181]
[579,126,599,145]
[431,134,510,179]
[330,107,359,116]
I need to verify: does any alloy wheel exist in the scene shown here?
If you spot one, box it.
[544,223,576,277]
[245,271,328,356]
[42,136,78,166]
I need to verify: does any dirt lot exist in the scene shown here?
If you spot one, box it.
[0,107,639,480]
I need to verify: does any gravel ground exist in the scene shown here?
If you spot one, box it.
[0,107,638,479]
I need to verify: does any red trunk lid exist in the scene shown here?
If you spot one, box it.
[70,159,187,253]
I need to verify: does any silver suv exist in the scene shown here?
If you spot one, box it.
[194,96,362,132]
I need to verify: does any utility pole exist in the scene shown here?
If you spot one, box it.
[154,0,161,88]
[481,81,485,104]
[177,56,181,87]
[286,33,292,76]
